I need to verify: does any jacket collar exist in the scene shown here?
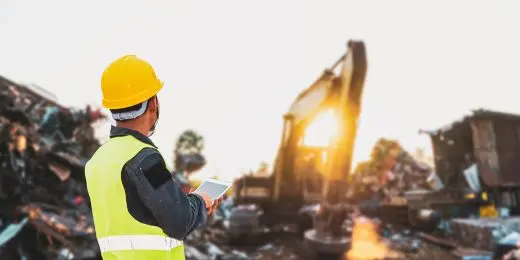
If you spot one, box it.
[110,125,157,148]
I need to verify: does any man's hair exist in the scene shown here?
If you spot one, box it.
[110,96,154,122]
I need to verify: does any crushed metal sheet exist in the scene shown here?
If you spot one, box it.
[0,217,28,246]
[0,75,106,259]
[48,163,71,182]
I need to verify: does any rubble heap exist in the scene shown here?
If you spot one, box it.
[351,138,433,201]
[184,199,461,260]
[0,76,105,259]
[0,77,491,259]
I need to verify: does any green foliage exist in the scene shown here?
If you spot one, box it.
[257,161,269,172]
[175,130,233,197]
[173,129,205,172]
[174,129,204,155]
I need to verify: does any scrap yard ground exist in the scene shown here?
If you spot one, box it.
[2,78,520,259]
[0,75,514,260]
[183,223,460,259]
[0,75,468,259]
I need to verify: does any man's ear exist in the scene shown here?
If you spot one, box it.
[148,97,157,113]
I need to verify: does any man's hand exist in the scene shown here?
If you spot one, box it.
[208,197,223,215]
[195,192,213,210]
[192,192,224,215]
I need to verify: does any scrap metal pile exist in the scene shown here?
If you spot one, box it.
[0,72,512,260]
[182,201,463,260]
[0,76,105,259]
[184,201,314,260]
[351,138,435,202]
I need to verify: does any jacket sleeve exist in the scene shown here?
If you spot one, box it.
[123,147,208,240]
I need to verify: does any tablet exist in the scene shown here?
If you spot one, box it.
[193,178,232,201]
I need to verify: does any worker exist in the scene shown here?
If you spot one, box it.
[85,55,220,259]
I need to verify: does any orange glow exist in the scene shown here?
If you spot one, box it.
[346,217,389,260]
[303,109,338,147]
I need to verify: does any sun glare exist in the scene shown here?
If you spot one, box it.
[303,109,338,147]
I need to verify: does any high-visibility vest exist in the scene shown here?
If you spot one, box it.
[85,135,185,260]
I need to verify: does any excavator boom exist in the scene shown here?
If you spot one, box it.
[304,41,368,255]
[324,41,367,188]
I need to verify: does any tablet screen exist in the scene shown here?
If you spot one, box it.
[194,180,230,201]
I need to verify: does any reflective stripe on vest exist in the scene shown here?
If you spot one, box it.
[86,135,185,259]
[98,235,183,252]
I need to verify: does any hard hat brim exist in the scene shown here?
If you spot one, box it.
[102,80,163,110]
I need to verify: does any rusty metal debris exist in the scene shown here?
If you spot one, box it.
[3,69,520,260]
[351,138,434,202]
[0,76,104,259]
[420,109,520,216]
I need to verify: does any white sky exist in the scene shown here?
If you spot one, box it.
[1,1,519,181]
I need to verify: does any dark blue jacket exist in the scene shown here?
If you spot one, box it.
[111,126,207,240]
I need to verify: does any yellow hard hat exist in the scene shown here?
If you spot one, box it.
[101,55,163,109]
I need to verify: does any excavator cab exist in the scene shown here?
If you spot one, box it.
[232,72,338,219]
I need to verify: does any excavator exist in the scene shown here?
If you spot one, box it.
[229,41,367,255]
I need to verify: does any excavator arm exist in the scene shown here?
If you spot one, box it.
[324,40,367,195]
[303,41,368,255]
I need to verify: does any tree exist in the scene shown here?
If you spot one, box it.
[257,161,269,172]
[174,129,204,155]
[251,161,270,177]
[173,130,206,173]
